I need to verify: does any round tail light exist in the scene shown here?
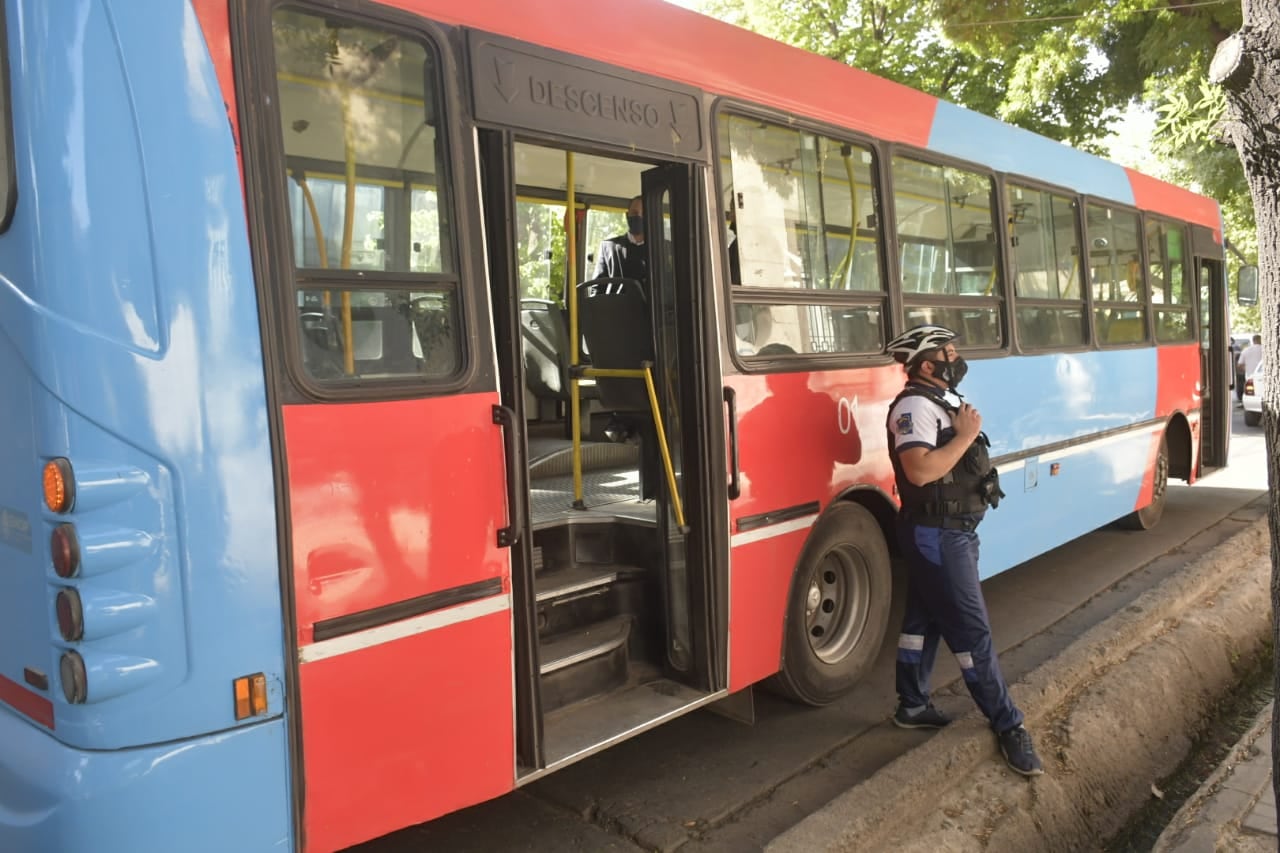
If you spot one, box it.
[55,588,84,642]
[60,651,87,704]
[51,524,81,578]
[42,458,75,513]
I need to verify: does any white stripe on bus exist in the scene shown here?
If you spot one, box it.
[1039,422,1161,463]
[997,420,1163,475]
[299,593,512,664]
[730,513,818,549]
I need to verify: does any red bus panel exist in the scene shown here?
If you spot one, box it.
[283,393,515,851]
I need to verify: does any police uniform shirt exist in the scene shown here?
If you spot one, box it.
[888,384,960,455]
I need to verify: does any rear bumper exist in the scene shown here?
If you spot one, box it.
[0,705,292,853]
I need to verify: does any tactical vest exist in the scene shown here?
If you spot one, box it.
[885,384,1003,522]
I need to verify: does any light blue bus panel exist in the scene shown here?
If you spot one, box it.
[958,349,1161,579]
[928,101,1136,203]
[0,707,291,851]
[0,1,292,850]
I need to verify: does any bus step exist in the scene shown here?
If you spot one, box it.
[534,564,621,603]
[534,563,647,639]
[539,614,632,714]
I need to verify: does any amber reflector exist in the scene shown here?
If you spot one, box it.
[42,459,75,513]
[234,673,268,720]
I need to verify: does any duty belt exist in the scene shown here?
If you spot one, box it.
[905,512,980,532]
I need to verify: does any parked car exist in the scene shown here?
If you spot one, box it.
[1243,362,1264,427]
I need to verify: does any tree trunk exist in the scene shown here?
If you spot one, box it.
[1210,0,1280,813]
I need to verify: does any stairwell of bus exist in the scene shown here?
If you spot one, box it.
[497,140,712,773]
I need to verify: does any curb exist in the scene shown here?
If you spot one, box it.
[767,513,1273,853]
[1151,705,1274,853]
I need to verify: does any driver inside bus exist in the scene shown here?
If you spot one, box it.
[592,195,648,283]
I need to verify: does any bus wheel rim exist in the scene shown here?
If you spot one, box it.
[804,544,871,664]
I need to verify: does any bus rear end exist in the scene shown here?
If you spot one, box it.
[0,1,292,850]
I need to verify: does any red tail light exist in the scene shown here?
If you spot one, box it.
[1245,378,1255,395]
[55,588,84,642]
[51,524,80,578]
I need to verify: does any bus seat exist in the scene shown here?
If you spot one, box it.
[298,310,345,379]
[521,298,569,420]
[351,304,421,375]
[837,310,880,353]
[1106,315,1144,345]
[576,276,658,498]
[575,277,653,412]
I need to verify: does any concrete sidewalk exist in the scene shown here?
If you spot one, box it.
[765,510,1274,853]
[1153,705,1276,853]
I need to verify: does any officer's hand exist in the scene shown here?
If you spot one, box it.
[954,402,982,442]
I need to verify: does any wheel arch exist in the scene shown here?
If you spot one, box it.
[1165,411,1193,482]
[833,484,900,558]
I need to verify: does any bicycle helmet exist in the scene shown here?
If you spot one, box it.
[885,324,958,366]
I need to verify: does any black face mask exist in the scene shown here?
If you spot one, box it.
[931,354,968,389]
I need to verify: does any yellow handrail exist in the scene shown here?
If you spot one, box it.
[580,365,686,529]
[338,85,357,375]
[830,145,859,290]
[566,153,586,508]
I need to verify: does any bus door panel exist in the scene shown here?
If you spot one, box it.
[1196,256,1229,468]
[641,163,720,691]
[477,126,542,772]
[232,4,523,847]
[283,395,516,853]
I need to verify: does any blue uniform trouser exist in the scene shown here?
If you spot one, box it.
[894,518,1023,733]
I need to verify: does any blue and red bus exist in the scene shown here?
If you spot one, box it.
[0,0,1232,850]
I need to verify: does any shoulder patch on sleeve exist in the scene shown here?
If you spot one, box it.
[895,411,914,435]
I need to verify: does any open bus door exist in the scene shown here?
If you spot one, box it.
[477,136,724,777]
[640,162,722,696]
[1197,255,1230,469]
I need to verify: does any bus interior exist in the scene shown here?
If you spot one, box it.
[503,141,713,771]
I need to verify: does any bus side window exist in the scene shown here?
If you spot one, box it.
[272,9,463,388]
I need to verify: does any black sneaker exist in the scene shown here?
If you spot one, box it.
[998,725,1045,776]
[892,703,952,729]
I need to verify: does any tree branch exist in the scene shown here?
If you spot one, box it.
[938,56,964,97]
[1164,0,1231,42]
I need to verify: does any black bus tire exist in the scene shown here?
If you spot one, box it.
[768,502,892,706]
[1119,432,1169,531]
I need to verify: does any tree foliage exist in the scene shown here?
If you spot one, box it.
[695,0,1258,320]
[698,0,1010,130]
[698,0,1238,147]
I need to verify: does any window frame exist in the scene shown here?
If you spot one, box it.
[712,101,892,372]
[887,148,1009,357]
[1143,214,1195,345]
[0,0,16,234]
[1083,198,1151,349]
[1003,178,1090,353]
[241,0,478,401]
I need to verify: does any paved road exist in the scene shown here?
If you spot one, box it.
[351,407,1270,853]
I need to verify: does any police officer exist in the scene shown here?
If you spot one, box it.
[883,324,1043,777]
